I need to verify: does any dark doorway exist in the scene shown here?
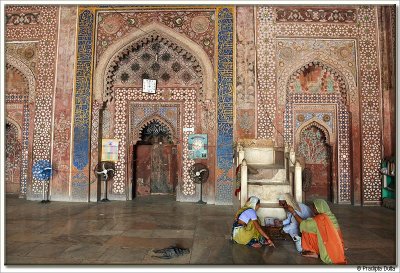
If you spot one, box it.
[297,125,332,202]
[5,122,22,194]
[132,120,178,197]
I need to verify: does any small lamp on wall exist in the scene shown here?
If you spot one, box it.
[142,79,157,94]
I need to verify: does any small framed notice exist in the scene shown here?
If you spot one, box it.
[183,127,194,132]
[142,79,157,94]
[101,139,119,162]
[188,134,208,159]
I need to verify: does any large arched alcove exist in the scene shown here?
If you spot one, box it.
[93,21,214,103]
[6,55,36,102]
[132,117,178,197]
[90,21,215,202]
[5,119,23,194]
[284,60,352,204]
[5,57,35,197]
[295,120,334,202]
[136,116,178,145]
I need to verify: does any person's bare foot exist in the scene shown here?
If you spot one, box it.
[251,242,262,248]
[262,239,275,248]
[301,251,318,258]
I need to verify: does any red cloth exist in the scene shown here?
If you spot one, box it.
[314,214,347,264]
[301,232,319,254]
[235,164,241,175]
[234,188,241,196]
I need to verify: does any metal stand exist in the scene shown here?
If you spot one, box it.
[197,182,206,204]
[41,180,50,203]
[101,179,110,202]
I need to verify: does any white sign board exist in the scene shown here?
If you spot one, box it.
[142,79,157,94]
[183,127,195,132]
[101,139,119,162]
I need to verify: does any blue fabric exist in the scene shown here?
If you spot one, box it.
[283,203,314,238]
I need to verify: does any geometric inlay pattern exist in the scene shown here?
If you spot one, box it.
[6,42,38,76]
[6,6,59,197]
[129,103,180,144]
[285,94,351,202]
[216,7,234,205]
[96,9,215,64]
[5,121,22,192]
[275,7,357,24]
[104,33,203,103]
[297,126,330,166]
[289,62,343,95]
[357,7,383,201]
[73,9,95,171]
[257,6,382,203]
[295,112,333,131]
[114,88,196,196]
[113,37,202,88]
[5,94,30,196]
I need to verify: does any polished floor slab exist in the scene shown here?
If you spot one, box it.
[3,195,397,266]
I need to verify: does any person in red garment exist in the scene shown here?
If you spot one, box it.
[287,199,347,264]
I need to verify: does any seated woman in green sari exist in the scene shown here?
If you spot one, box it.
[287,199,347,264]
[231,196,275,248]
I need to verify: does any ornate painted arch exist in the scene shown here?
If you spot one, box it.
[93,21,214,103]
[286,60,349,104]
[134,115,178,144]
[277,51,358,108]
[6,54,36,103]
[5,117,23,139]
[295,119,333,147]
[281,55,355,204]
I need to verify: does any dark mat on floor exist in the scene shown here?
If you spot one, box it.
[383,198,396,210]
[265,226,292,241]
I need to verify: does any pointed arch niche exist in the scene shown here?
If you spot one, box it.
[295,118,335,202]
[5,56,35,197]
[90,22,215,202]
[5,118,23,194]
[284,60,353,204]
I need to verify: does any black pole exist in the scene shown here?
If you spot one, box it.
[104,179,108,201]
[101,177,110,202]
[197,182,206,204]
[41,179,50,203]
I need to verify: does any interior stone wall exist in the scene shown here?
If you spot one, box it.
[4,5,394,205]
[255,6,385,205]
[88,6,233,204]
[235,6,256,139]
[6,6,59,200]
[378,6,396,159]
[50,6,78,201]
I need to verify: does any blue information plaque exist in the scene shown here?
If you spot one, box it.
[188,134,208,159]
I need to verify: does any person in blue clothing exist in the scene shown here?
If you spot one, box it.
[277,193,314,252]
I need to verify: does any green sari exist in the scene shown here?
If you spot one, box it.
[300,199,347,264]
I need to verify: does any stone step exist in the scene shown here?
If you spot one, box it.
[248,167,287,181]
[257,204,287,225]
[248,180,289,185]
[248,183,291,203]
[247,164,285,170]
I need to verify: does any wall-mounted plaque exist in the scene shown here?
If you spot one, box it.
[101,139,119,162]
[188,134,208,159]
[142,79,157,93]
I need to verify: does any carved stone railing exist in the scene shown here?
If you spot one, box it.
[235,139,303,207]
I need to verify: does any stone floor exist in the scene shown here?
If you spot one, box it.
[3,194,397,267]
